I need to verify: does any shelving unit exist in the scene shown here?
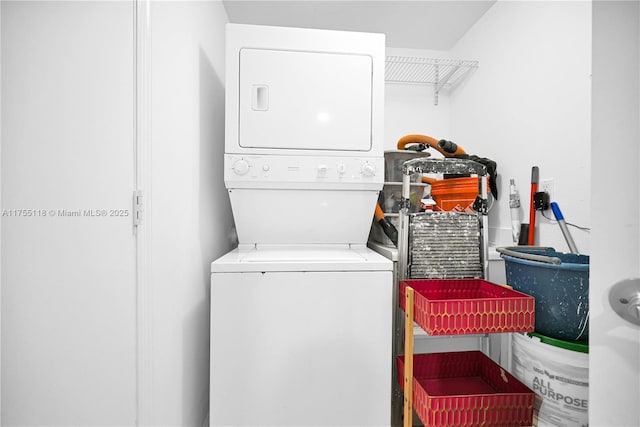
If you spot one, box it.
[395,157,536,426]
[385,56,479,105]
[400,280,535,427]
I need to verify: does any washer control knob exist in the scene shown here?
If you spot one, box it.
[361,162,376,177]
[317,164,329,178]
[337,163,347,174]
[232,159,250,176]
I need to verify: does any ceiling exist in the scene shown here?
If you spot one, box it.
[222,1,496,51]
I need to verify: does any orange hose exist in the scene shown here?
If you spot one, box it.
[396,134,467,157]
[374,203,386,221]
[397,134,439,151]
[421,176,437,185]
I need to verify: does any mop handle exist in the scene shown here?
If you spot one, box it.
[550,202,579,254]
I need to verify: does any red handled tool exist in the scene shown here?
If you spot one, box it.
[527,166,539,245]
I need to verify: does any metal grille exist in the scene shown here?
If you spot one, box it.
[408,211,483,279]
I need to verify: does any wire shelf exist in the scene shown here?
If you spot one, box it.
[385,56,479,105]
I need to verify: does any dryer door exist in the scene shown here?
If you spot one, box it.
[239,48,373,152]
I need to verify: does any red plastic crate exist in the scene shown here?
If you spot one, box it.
[400,279,535,335]
[398,351,534,426]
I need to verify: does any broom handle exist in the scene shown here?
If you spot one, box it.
[527,166,539,245]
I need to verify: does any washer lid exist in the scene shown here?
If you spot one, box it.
[211,244,392,273]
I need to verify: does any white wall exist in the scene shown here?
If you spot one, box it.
[2,1,233,426]
[449,0,592,252]
[384,47,453,149]
[150,1,232,426]
[384,2,592,252]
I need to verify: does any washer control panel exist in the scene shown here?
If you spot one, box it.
[225,154,383,189]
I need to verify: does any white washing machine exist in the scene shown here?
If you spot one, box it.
[210,24,392,426]
[211,245,392,426]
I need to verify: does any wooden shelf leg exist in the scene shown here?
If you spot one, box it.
[403,287,414,427]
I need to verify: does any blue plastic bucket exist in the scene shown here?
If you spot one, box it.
[498,247,589,341]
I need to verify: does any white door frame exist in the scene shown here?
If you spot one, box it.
[590,1,640,426]
[135,0,153,425]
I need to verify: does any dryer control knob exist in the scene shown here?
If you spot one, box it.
[232,159,250,176]
[336,163,347,174]
[361,162,376,177]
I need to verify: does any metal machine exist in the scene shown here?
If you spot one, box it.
[210,24,393,426]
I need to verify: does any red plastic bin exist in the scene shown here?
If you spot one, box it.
[398,351,535,426]
[399,279,535,335]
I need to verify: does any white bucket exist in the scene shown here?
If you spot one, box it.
[511,332,589,427]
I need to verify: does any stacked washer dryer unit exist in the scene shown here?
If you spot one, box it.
[210,24,392,426]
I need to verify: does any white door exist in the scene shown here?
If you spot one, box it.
[239,48,373,151]
[1,2,137,425]
[591,2,640,426]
